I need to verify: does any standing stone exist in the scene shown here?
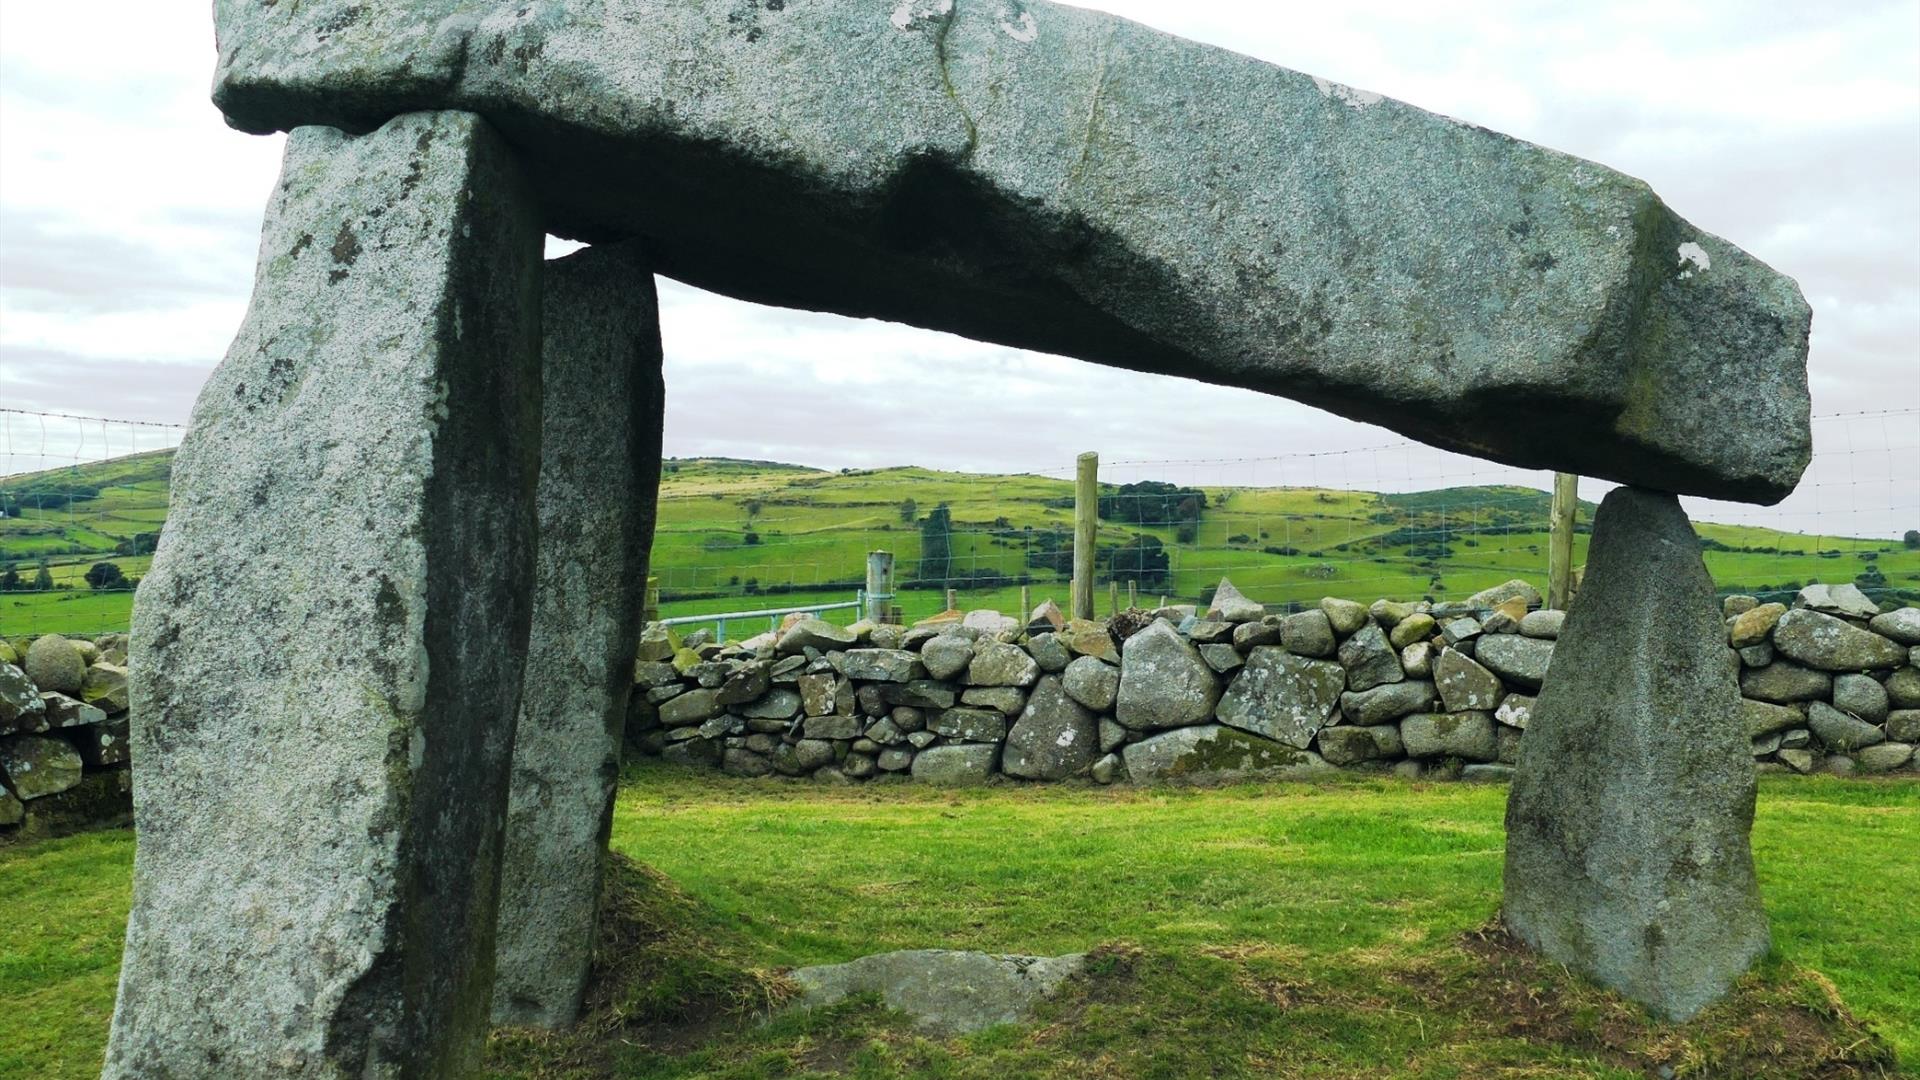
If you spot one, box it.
[492,244,663,1029]
[1504,488,1767,1022]
[1114,620,1220,730]
[1215,647,1346,749]
[1002,676,1099,780]
[105,112,544,1078]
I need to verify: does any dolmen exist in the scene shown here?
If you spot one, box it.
[103,2,1812,1075]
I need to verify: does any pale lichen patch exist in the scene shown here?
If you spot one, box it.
[891,0,953,31]
[1311,75,1384,110]
[1677,241,1711,279]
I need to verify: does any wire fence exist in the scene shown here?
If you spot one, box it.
[5,405,1917,638]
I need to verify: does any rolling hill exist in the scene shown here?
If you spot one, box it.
[4,450,1916,637]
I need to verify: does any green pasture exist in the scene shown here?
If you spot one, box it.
[3,453,1916,637]
[3,770,1913,1078]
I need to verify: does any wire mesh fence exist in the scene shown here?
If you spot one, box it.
[4,405,1916,638]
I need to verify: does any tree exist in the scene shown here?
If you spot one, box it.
[1905,529,1920,549]
[85,562,129,591]
[0,563,18,592]
[32,560,53,592]
[898,498,918,523]
[1105,535,1171,590]
[917,503,953,583]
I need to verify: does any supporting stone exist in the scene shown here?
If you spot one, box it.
[491,244,664,1029]
[1503,488,1767,1021]
[104,111,543,1077]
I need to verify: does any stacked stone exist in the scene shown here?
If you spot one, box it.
[627,578,1538,784]
[1730,584,1920,775]
[0,633,134,838]
[631,579,1920,786]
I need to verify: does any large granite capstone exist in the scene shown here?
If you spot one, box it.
[209,0,1810,503]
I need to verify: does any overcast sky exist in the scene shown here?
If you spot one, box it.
[1,1,1915,535]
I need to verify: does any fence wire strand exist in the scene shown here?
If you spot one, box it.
[4,406,1915,637]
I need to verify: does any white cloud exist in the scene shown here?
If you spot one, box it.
[3,0,1916,536]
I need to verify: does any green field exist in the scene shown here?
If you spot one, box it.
[3,767,1913,1078]
[5,452,1917,638]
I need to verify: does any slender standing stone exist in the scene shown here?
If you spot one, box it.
[491,244,664,1028]
[104,111,544,1078]
[1504,488,1767,1021]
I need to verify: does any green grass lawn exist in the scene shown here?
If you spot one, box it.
[5,770,1914,1078]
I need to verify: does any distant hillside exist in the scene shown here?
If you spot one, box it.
[5,448,1916,635]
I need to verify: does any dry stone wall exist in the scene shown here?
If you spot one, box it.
[6,577,1912,845]
[630,580,1920,784]
[0,633,133,841]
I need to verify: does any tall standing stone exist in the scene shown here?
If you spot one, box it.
[491,244,664,1029]
[1503,488,1767,1021]
[104,112,544,1078]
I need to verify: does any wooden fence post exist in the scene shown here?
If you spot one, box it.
[1108,580,1120,617]
[1019,584,1031,624]
[644,576,660,624]
[945,587,958,612]
[1548,472,1579,610]
[865,550,894,624]
[1127,581,1137,609]
[1072,451,1098,621]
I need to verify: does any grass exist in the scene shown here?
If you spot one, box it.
[4,768,1914,1078]
[8,453,1917,639]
